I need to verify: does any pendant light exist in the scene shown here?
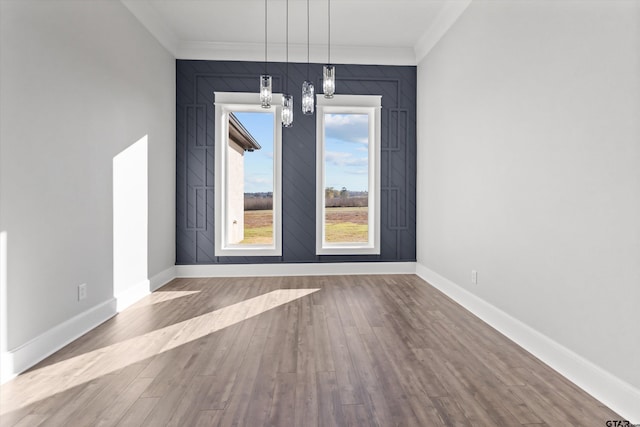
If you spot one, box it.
[283,94,293,127]
[323,0,335,98]
[282,0,294,127]
[301,0,314,115]
[260,0,272,108]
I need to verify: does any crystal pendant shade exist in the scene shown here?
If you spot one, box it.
[302,81,314,115]
[260,75,272,108]
[323,65,335,98]
[282,94,294,127]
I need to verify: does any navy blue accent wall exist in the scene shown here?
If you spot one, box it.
[176,60,416,264]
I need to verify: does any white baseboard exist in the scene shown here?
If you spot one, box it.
[1,350,15,384]
[1,267,178,384]
[116,267,178,312]
[175,261,417,278]
[150,266,176,291]
[116,279,151,312]
[2,298,117,383]
[415,263,640,423]
[0,262,411,384]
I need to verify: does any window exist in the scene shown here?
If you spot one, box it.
[316,95,381,255]
[214,92,282,256]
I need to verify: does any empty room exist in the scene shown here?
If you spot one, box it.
[0,0,638,425]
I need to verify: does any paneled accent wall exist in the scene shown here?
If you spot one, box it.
[176,60,416,264]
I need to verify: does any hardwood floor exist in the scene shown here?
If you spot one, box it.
[0,275,620,426]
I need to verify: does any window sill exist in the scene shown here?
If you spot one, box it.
[217,246,282,257]
[316,245,380,256]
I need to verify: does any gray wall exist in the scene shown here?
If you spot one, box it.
[176,60,416,264]
[0,1,175,350]
[417,0,640,389]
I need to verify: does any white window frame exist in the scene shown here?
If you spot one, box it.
[214,92,282,256]
[316,94,382,255]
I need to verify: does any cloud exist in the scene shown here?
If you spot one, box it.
[245,175,272,193]
[247,177,269,184]
[263,151,273,159]
[325,113,369,144]
[325,151,368,168]
[346,169,368,175]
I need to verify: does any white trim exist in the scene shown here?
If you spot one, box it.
[1,299,117,383]
[120,0,179,56]
[214,92,283,257]
[150,266,177,292]
[0,232,7,361]
[122,0,468,65]
[316,95,382,109]
[177,41,416,66]
[175,262,416,278]
[415,263,640,423]
[316,95,382,256]
[0,351,15,384]
[116,267,178,311]
[214,92,267,106]
[0,266,175,384]
[116,279,150,312]
[414,0,472,64]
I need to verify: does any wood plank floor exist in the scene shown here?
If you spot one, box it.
[0,275,621,426]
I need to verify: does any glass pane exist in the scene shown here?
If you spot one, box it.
[227,111,274,245]
[323,113,369,243]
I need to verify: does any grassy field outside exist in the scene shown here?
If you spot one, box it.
[240,210,273,244]
[240,207,368,244]
[325,206,368,243]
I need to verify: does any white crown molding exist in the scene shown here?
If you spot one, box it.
[121,0,434,65]
[175,262,416,278]
[177,41,265,62]
[121,0,179,57]
[313,44,416,66]
[415,263,640,423]
[122,0,468,65]
[177,41,416,66]
[414,0,472,64]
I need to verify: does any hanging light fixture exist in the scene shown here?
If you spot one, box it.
[302,80,314,115]
[301,0,314,115]
[282,0,294,127]
[260,0,272,108]
[283,94,293,127]
[323,0,335,98]
[260,74,272,109]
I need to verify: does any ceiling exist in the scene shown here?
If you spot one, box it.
[121,0,471,65]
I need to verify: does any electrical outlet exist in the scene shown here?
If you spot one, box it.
[78,283,87,301]
[471,270,478,285]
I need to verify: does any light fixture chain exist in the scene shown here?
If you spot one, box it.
[264,0,268,73]
[259,0,272,108]
[322,0,335,99]
[307,0,310,78]
[286,0,289,94]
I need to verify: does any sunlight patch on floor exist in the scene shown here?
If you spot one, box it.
[0,288,320,414]
[129,290,202,309]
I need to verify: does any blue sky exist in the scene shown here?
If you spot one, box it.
[324,113,369,192]
[233,111,369,193]
[233,112,274,194]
